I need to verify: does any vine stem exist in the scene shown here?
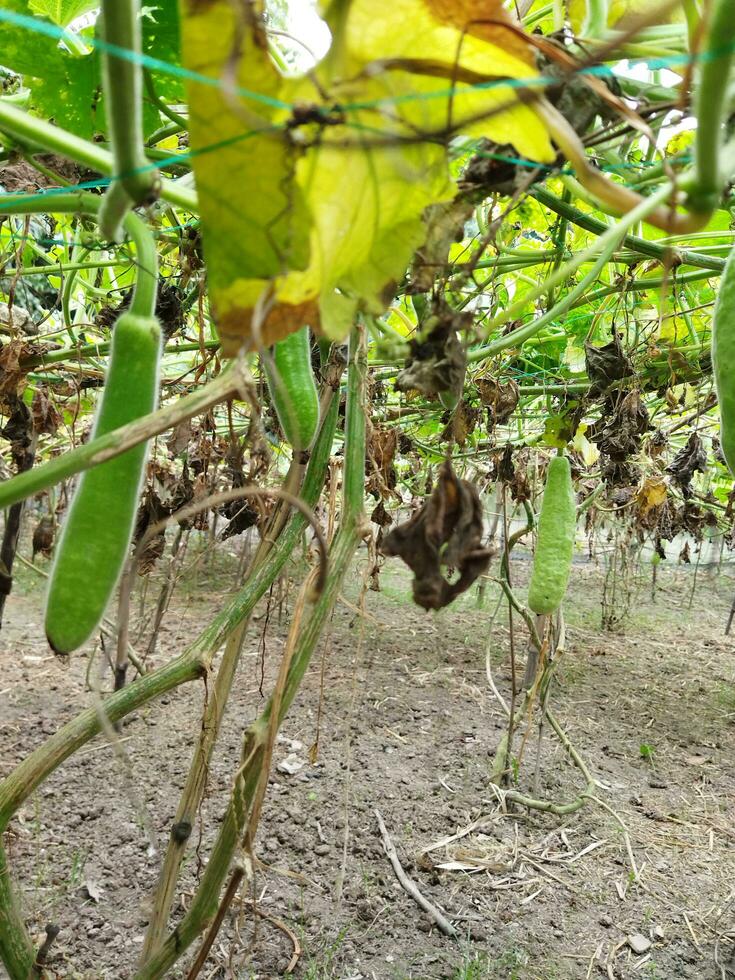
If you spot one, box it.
[98,0,160,240]
[531,187,725,273]
[469,181,691,361]
[139,383,341,960]
[0,101,196,212]
[582,0,608,39]
[99,0,153,206]
[0,843,34,979]
[537,100,712,234]
[136,326,366,979]
[0,368,244,511]
[22,340,221,370]
[692,0,735,212]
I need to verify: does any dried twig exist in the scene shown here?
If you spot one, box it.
[374,808,457,938]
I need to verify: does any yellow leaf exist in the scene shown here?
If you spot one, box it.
[179,0,311,281]
[180,0,554,354]
[636,476,668,516]
[571,422,600,466]
[657,312,687,344]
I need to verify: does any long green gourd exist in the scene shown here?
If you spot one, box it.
[713,247,735,475]
[45,312,162,654]
[264,326,320,451]
[528,455,576,615]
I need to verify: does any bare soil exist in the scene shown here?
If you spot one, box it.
[2,548,735,980]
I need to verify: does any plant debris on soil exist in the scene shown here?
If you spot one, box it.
[2,550,735,979]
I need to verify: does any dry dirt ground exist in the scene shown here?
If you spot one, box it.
[2,544,735,980]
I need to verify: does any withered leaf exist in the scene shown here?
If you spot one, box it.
[409,197,474,294]
[1,396,32,450]
[491,444,515,485]
[585,334,634,392]
[32,516,55,560]
[380,459,492,610]
[441,400,479,446]
[636,476,668,520]
[647,429,667,458]
[219,500,259,540]
[395,302,469,400]
[133,491,172,576]
[371,500,394,527]
[167,420,192,457]
[476,376,519,425]
[31,387,62,436]
[366,425,399,499]
[595,390,649,461]
[0,301,36,336]
[508,449,531,503]
[600,457,639,487]
[0,340,31,399]
[666,432,707,498]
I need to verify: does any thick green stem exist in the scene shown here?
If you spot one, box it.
[140,388,340,959]
[98,0,159,239]
[0,102,196,212]
[692,0,735,212]
[136,329,366,979]
[0,843,34,980]
[342,326,368,520]
[98,181,135,244]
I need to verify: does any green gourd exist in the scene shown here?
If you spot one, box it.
[264,326,320,450]
[528,455,576,615]
[45,312,162,654]
[713,247,735,475]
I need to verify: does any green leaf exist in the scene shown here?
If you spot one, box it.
[0,0,102,137]
[28,0,96,28]
[142,3,184,103]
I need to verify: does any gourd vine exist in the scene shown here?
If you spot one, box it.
[0,0,733,977]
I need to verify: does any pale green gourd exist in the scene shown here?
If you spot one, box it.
[45,312,161,654]
[528,456,576,615]
[264,326,320,451]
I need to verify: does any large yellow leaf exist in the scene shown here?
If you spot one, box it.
[180,0,555,354]
[179,0,311,283]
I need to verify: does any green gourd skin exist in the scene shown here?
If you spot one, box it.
[528,455,576,615]
[713,247,735,476]
[264,326,320,451]
[45,312,162,654]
